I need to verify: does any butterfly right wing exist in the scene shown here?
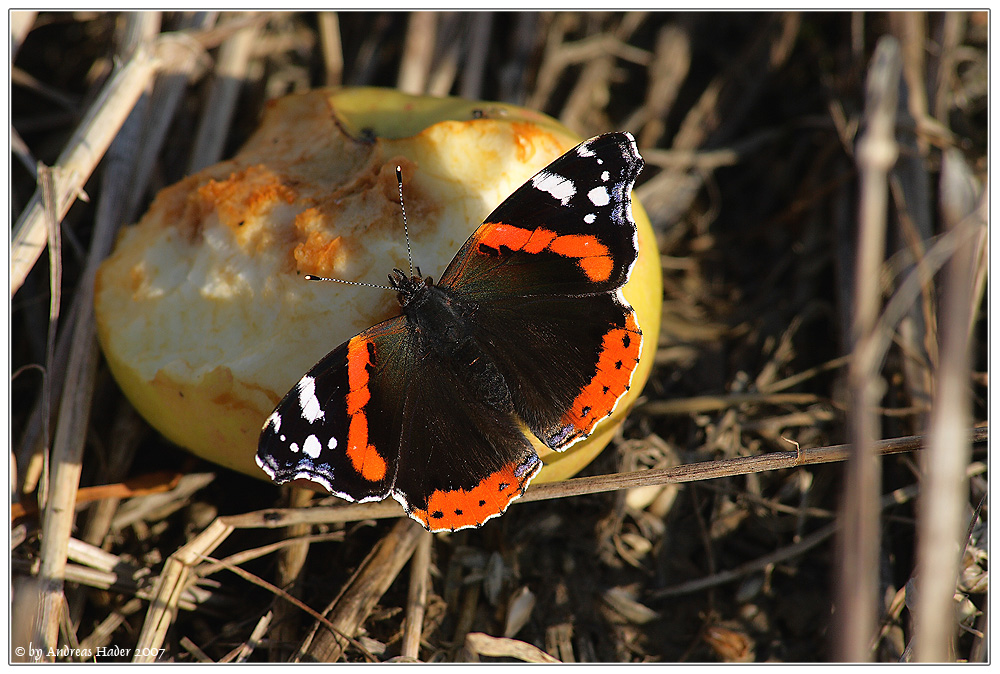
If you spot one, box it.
[434,132,644,452]
[256,316,413,504]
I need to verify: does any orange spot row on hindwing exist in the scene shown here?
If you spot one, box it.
[476,223,613,282]
[409,460,531,531]
[561,311,642,435]
[345,337,387,482]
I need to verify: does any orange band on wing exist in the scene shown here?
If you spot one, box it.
[560,311,642,438]
[476,223,614,282]
[408,458,539,532]
[344,337,387,483]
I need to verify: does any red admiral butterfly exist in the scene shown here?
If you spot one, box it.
[257,131,644,532]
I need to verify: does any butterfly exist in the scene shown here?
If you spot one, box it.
[257,131,644,532]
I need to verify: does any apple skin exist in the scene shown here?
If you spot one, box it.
[94,87,662,485]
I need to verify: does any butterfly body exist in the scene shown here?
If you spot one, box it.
[257,132,644,532]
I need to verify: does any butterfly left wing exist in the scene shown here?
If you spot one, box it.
[256,316,413,504]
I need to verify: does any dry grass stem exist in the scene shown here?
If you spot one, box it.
[836,35,901,661]
[269,486,318,660]
[188,13,258,172]
[299,518,424,661]
[397,12,436,95]
[10,43,158,297]
[10,10,37,57]
[125,27,213,222]
[317,12,343,86]
[400,530,432,659]
[911,149,983,661]
[133,519,234,660]
[31,21,163,649]
[458,12,492,99]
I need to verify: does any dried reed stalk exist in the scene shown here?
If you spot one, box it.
[268,486,316,661]
[317,12,343,86]
[397,12,436,95]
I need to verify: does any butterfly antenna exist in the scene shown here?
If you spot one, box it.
[303,275,396,290]
[396,165,414,277]
[302,167,415,292]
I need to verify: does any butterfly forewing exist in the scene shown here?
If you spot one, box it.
[439,132,642,298]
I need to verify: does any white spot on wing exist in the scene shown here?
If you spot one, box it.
[584,213,596,224]
[531,171,576,205]
[588,185,610,207]
[601,170,610,182]
[577,143,596,157]
[297,376,325,423]
[303,434,322,458]
[289,442,300,453]
[328,437,338,450]
[266,411,281,432]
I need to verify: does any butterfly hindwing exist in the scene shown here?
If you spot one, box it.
[388,319,543,531]
[459,292,642,451]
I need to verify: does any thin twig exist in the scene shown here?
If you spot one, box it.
[651,523,836,598]
[220,428,987,530]
[202,557,371,661]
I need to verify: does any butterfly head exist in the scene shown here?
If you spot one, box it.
[389,267,431,307]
